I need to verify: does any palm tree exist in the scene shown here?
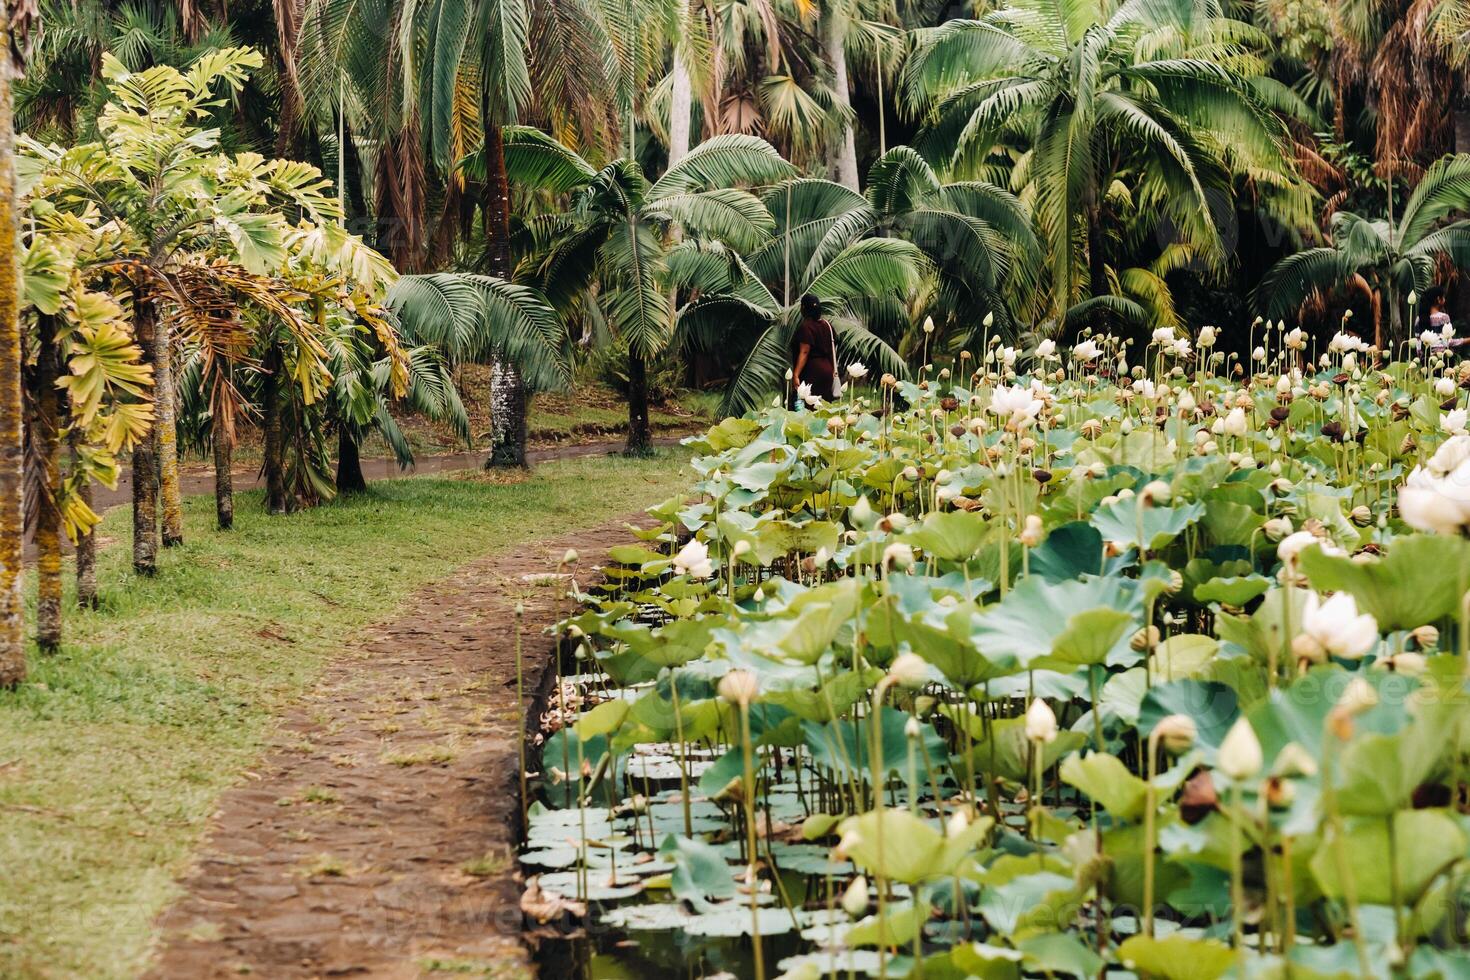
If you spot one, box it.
[901,0,1292,325]
[1257,153,1470,347]
[19,213,154,652]
[506,128,794,450]
[0,0,32,687]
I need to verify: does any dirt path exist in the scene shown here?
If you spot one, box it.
[144,516,645,979]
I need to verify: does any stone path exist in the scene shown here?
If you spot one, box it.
[144,517,644,978]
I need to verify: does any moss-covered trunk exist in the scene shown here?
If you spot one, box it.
[156,308,182,547]
[262,340,288,515]
[34,312,61,653]
[72,439,97,609]
[0,30,23,686]
[131,297,159,575]
[213,420,234,531]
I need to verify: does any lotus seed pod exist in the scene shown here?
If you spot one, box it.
[1130,625,1160,652]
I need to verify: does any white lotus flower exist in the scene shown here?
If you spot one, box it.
[673,538,714,578]
[1222,407,1249,437]
[989,384,1043,427]
[1152,327,1176,345]
[1277,530,1336,566]
[1197,326,1218,347]
[1217,717,1263,780]
[1284,328,1307,350]
[1035,339,1057,359]
[1436,376,1456,398]
[1170,338,1192,358]
[1297,591,1379,660]
[847,361,869,380]
[1400,436,1470,534]
[1072,339,1101,361]
[1444,409,1468,436]
[1024,698,1058,743]
[889,653,928,689]
[1422,330,1440,347]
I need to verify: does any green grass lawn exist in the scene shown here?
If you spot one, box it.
[0,451,691,979]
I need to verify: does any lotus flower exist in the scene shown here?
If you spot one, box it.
[1072,339,1101,361]
[846,361,868,380]
[1024,698,1057,743]
[1296,591,1379,660]
[1400,436,1470,535]
[674,538,714,578]
[989,384,1043,428]
[1217,718,1262,780]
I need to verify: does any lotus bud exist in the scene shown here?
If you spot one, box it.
[882,542,915,571]
[983,312,995,327]
[1328,676,1378,740]
[1019,514,1044,548]
[850,495,877,530]
[1217,717,1263,780]
[889,653,928,689]
[902,465,920,482]
[561,549,580,566]
[1263,516,1293,541]
[1154,713,1197,755]
[1025,698,1058,743]
[515,602,525,617]
[842,876,870,916]
[904,715,923,739]
[1141,480,1171,505]
[946,808,971,837]
[732,539,753,559]
[1273,741,1317,778]
[923,316,936,334]
[718,669,759,706]
[878,512,910,533]
[1376,652,1427,675]
[1410,624,1440,650]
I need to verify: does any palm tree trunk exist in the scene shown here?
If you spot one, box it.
[626,348,652,454]
[483,123,530,469]
[335,426,368,494]
[72,440,97,610]
[0,27,23,686]
[213,421,233,530]
[669,50,693,168]
[34,312,61,654]
[262,341,288,515]
[132,297,160,575]
[156,309,183,547]
[488,357,528,467]
[820,4,859,192]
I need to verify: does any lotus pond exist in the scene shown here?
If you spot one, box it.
[521,327,1470,979]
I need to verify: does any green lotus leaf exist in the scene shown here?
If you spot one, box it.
[903,509,993,562]
[1028,521,1132,582]
[1059,751,1148,821]
[1017,932,1104,978]
[1150,634,1220,681]
[659,833,737,908]
[1310,810,1465,904]
[843,900,929,948]
[1114,935,1234,980]
[802,707,947,785]
[1139,680,1239,750]
[967,575,1142,670]
[1089,498,1206,551]
[1296,534,1470,631]
[836,808,995,883]
[957,714,1089,784]
[1192,573,1272,607]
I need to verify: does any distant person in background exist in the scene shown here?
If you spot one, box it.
[792,294,840,405]
[1420,286,1466,354]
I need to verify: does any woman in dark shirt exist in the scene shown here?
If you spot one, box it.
[792,294,839,402]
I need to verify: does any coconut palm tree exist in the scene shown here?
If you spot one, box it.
[901,0,1292,325]
[505,128,794,449]
[1257,153,1470,347]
